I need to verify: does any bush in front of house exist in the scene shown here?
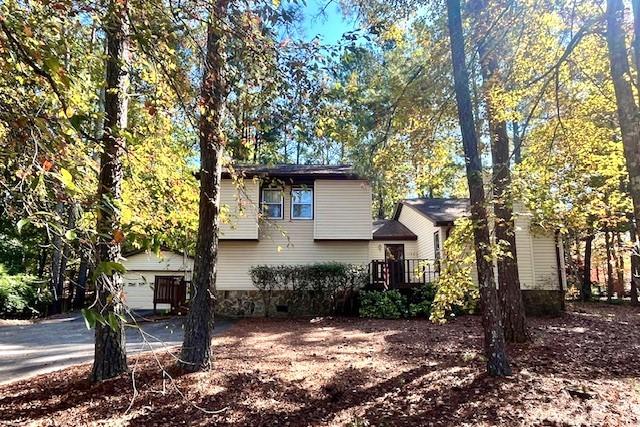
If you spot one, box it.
[0,265,51,318]
[359,289,408,319]
[359,283,438,319]
[408,282,437,317]
[249,262,368,316]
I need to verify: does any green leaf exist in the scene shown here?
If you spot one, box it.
[17,218,30,234]
[65,229,77,241]
[91,261,127,283]
[107,312,121,332]
[81,308,97,330]
[57,168,76,191]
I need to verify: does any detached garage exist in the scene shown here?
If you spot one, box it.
[121,249,193,312]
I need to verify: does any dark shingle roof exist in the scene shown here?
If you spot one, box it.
[222,164,363,180]
[372,219,418,240]
[395,198,470,225]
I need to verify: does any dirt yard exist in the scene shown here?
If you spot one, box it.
[1,303,639,426]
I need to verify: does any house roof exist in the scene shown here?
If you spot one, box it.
[395,198,470,226]
[372,219,418,240]
[221,164,364,180]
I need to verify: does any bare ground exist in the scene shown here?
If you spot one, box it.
[1,302,639,426]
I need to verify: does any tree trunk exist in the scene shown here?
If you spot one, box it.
[605,231,614,301]
[512,121,522,164]
[58,204,77,311]
[73,252,89,309]
[37,245,47,278]
[91,0,130,382]
[474,0,527,343]
[632,0,640,105]
[629,216,640,305]
[446,0,510,376]
[606,0,640,254]
[615,232,626,297]
[179,0,227,372]
[49,202,65,315]
[582,235,594,301]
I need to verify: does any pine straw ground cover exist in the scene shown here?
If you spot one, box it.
[1,303,639,426]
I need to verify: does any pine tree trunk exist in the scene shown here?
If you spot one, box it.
[49,202,65,315]
[446,0,510,376]
[179,0,227,372]
[73,252,89,309]
[474,0,527,343]
[91,0,130,382]
[582,235,594,301]
[512,121,522,164]
[629,216,640,305]
[605,231,614,301]
[57,204,77,311]
[615,232,626,297]
[632,0,640,105]
[606,0,640,257]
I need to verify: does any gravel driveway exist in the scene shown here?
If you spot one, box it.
[0,313,232,384]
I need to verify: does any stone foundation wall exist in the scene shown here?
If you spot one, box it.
[215,289,565,318]
[521,289,564,316]
[214,290,356,317]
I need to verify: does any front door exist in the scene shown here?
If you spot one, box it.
[385,244,405,287]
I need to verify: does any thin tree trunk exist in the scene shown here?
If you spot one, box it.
[37,245,47,278]
[49,202,65,315]
[615,232,625,297]
[57,204,77,311]
[446,0,510,376]
[512,121,522,164]
[606,0,640,254]
[582,234,594,301]
[91,0,130,382]
[629,216,640,305]
[474,0,527,343]
[605,231,614,301]
[179,0,227,372]
[73,254,89,309]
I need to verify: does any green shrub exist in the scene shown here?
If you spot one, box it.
[0,265,50,318]
[408,283,437,317]
[249,263,368,316]
[359,290,408,319]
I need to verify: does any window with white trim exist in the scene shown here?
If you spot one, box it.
[262,188,283,219]
[291,187,313,219]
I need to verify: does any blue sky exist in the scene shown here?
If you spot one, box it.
[297,0,358,44]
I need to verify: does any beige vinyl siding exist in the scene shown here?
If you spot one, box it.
[123,271,180,310]
[397,205,439,259]
[123,251,193,272]
[220,178,260,240]
[531,231,561,289]
[218,184,369,290]
[121,251,193,310]
[314,180,372,240]
[513,210,536,289]
[368,240,419,260]
[481,206,560,291]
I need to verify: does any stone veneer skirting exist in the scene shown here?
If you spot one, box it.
[521,289,564,316]
[214,289,565,318]
[214,290,359,317]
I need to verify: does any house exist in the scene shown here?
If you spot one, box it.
[373,198,567,314]
[122,249,193,312]
[121,164,566,316]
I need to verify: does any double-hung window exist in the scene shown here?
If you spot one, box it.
[262,188,283,219]
[291,187,313,219]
